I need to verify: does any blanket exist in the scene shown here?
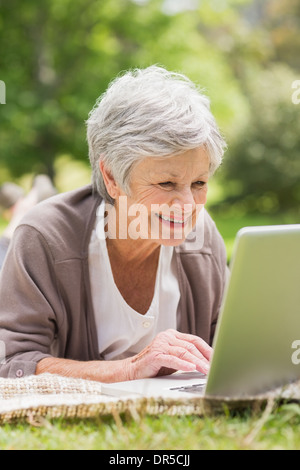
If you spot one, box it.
[1,374,300,424]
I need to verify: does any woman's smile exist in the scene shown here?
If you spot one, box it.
[110,147,210,247]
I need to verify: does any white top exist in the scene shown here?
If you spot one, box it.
[88,200,180,360]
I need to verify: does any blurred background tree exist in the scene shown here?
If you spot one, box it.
[0,0,299,217]
[215,0,300,214]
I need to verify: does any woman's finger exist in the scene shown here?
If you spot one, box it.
[168,337,211,365]
[167,346,210,374]
[173,331,213,361]
[155,353,198,373]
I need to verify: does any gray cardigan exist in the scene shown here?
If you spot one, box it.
[0,185,228,379]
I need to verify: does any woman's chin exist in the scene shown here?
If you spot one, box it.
[155,236,189,247]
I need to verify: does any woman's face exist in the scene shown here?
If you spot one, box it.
[112,147,210,247]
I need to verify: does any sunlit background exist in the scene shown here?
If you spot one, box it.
[1,0,299,258]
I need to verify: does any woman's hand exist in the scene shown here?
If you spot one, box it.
[36,329,212,384]
[126,329,212,381]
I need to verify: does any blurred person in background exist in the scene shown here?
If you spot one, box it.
[0,176,57,270]
[0,183,24,269]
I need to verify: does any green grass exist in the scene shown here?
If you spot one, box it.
[209,209,300,261]
[206,179,300,260]
[1,403,300,450]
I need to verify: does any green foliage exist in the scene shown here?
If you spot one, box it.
[0,0,299,214]
[0,0,248,178]
[219,64,300,212]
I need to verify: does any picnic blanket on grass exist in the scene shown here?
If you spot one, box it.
[1,374,300,424]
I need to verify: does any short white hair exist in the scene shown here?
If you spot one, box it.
[86,65,226,204]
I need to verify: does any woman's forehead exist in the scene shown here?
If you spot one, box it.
[134,148,210,177]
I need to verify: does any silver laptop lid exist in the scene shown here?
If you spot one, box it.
[205,224,300,397]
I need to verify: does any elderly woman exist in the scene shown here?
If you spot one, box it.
[0,66,228,382]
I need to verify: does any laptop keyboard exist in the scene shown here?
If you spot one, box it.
[169,383,206,394]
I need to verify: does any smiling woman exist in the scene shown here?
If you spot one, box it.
[101,148,209,247]
[0,66,229,383]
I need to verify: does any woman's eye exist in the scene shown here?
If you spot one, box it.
[193,181,206,188]
[158,181,207,189]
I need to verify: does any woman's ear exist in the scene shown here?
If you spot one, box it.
[99,160,121,200]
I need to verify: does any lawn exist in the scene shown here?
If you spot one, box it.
[1,403,300,450]
[209,209,300,261]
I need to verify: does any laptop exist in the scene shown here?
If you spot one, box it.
[102,224,300,399]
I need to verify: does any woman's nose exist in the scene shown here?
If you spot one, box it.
[171,186,196,208]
